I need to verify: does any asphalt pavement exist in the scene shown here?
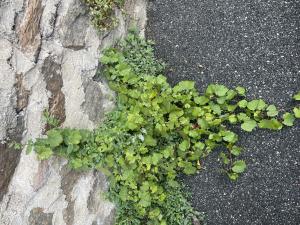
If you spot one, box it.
[146,0,300,224]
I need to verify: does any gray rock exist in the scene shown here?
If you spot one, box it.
[0,0,147,224]
[18,0,44,62]
[82,79,105,124]
[28,208,54,225]
[59,0,89,50]
[42,56,65,129]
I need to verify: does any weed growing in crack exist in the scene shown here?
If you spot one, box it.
[28,32,300,224]
[42,109,60,129]
[84,0,125,31]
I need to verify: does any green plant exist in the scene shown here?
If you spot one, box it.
[160,186,205,225]
[28,32,299,224]
[118,29,166,76]
[42,109,60,129]
[84,0,125,31]
[8,140,23,150]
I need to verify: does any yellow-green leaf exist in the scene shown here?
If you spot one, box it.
[232,160,246,173]
[241,120,257,132]
[266,105,278,117]
[293,107,300,118]
[293,91,300,100]
[282,112,295,126]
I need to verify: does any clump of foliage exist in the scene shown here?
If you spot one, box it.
[160,186,203,225]
[8,140,23,150]
[28,32,299,224]
[118,30,166,76]
[84,0,125,31]
[42,109,60,129]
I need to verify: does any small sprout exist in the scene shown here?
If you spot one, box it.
[9,141,23,150]
[42,110,60,128]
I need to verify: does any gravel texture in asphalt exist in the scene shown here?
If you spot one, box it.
[146,0,300,224]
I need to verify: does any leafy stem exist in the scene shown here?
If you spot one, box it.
[28,32,299,225]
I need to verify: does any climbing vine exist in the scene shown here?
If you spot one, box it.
[28,31,300,224]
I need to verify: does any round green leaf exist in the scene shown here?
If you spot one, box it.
[238,100,247,108]
[282,112,295,126]
[237,113,250,121]
[235,86,246,96]
[179,139,190,151]
[226,90,237,100]
[228,172,239,181]
[293,107,300,118]
[194,96,209,105]
[247,100,258,111]
[228,114,237,124]
[222,131,237,143]
[232,160,246,173]
[144,135,157,146]
[214,85,229,97]
[174,81,195,92]
[211,104,222,115]
[266,105,278,117]
[65,130,82,145]
[231,146,242,156]
[46,129,63,147]
[183,163,197,175]
[36,146,53,160]
[293,91,300,100]
[241,120,257,132]
[257,99,266,110]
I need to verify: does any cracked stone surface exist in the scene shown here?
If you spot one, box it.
[28,207,54,225]
[0,0,147,224]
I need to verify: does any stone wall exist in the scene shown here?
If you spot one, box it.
[0,0,147,224]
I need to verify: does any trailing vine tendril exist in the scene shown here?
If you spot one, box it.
[28,31,300,224]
